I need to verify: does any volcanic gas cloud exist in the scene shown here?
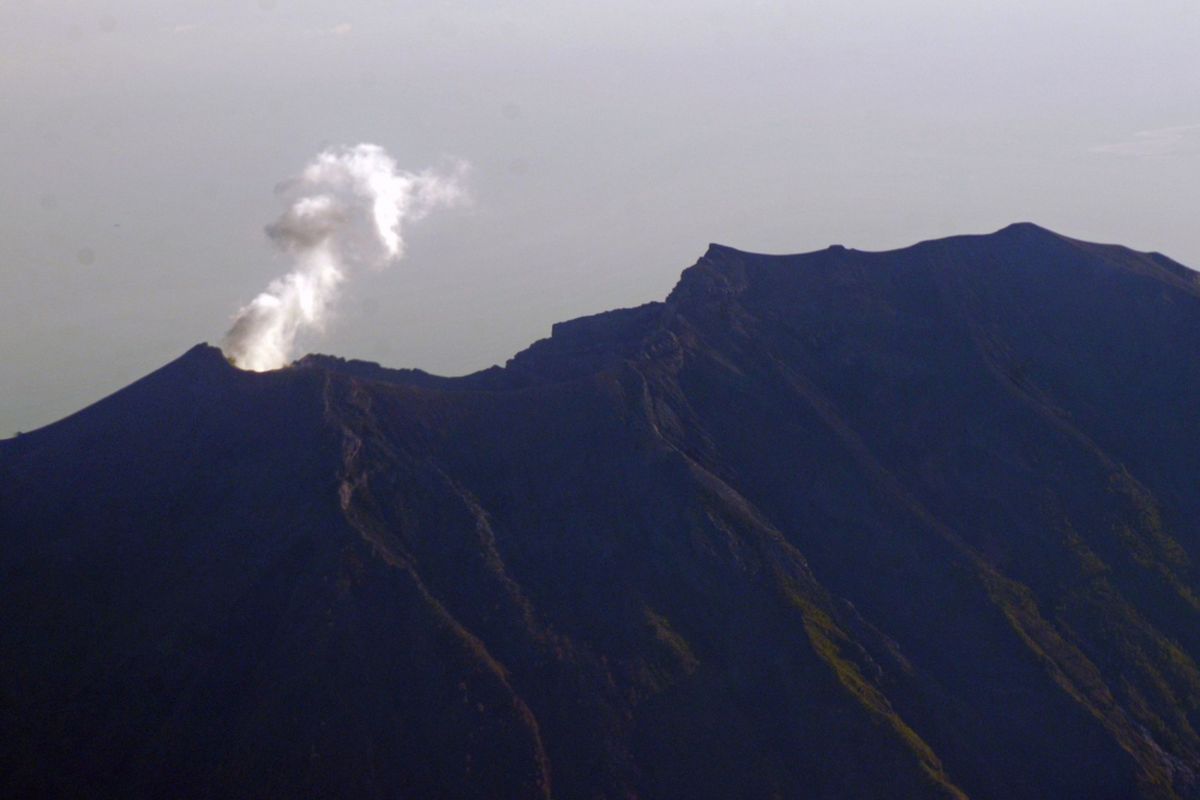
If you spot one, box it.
[222,144,468,371]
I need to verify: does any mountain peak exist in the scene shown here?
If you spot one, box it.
[703,242,748,259]
[5,227,1200,798]
[174,341,233,371]
[700,223,1069,269]
[993,220,1059,237]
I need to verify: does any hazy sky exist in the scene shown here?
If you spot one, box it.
[3,1,1198,433]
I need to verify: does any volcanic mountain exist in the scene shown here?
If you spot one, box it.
[5,223,1200,799]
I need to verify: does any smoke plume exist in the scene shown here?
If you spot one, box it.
[222,144,467,371]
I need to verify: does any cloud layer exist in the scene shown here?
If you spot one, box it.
[1090,124,1200,158]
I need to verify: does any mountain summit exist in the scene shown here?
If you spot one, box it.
[4,226,1200,799]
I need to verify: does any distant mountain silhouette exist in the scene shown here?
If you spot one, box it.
[5,223,1200,799]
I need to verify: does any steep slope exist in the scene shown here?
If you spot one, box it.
[3,223,1200,799]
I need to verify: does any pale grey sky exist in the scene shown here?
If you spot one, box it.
[3,0,1198,433]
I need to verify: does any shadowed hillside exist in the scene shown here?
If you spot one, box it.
[4,223,1200,799]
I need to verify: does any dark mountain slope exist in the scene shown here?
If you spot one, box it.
[3,223,1200,798]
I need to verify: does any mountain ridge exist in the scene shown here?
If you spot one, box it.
[7,221,1192,437]
[4,224,1200,799]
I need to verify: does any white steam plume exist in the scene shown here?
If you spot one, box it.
[222,143,468,371]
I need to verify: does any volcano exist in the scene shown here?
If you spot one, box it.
[4,223,1200,799]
